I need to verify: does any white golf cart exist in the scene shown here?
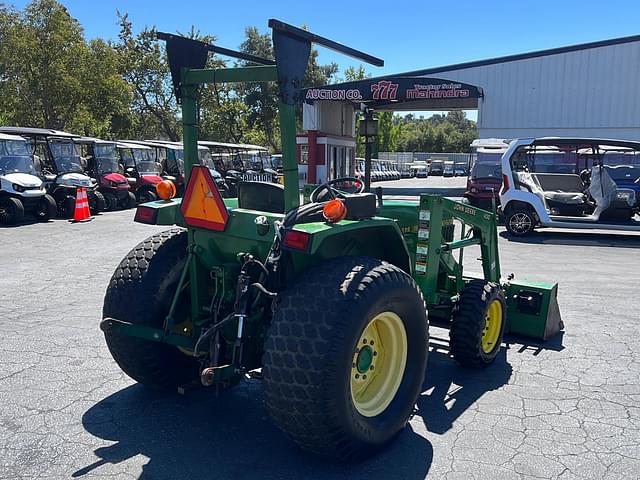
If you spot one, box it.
[0,127,104,217]
[500,137,640,236]
[0,133,57,224]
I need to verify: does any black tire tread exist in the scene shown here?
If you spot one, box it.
[263,256,427,461]
[102,228,199,389]
[0,197,24,225]
[450,280,505,368]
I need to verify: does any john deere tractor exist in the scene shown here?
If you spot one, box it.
[101,20,562,461]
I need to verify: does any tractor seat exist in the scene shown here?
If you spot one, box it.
[237,181,285,214]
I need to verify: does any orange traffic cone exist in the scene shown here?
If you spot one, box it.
[70,187,91,223]
[82,188,91,218]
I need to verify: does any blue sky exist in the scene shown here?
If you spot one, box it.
[8,0,640,119]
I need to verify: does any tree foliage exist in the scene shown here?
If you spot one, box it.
[0,0,130,135]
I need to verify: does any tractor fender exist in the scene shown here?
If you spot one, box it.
[288,219,412,275]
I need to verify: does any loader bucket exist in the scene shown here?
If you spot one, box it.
[504,280,563,340]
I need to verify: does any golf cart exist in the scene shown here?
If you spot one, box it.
[199,141,276,196]
[465,138,509,210]
[122,140,187,195]
[101,22,562,461]
[429,158,444,175]
[76,137,136,211]
[159,141,229,195]
[454,162,467,176]
[410,160,429,178]
[500,137,640,236]
[0,133,56,224]
[0,127,104,217]
[116,142,164,203]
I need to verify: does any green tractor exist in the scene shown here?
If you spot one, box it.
[101,20,562,461]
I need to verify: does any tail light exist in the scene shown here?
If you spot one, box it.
[500,174,510,195]
[282,230,312,251]
[134,206,158,224]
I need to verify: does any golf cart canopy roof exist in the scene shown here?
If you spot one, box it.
[471,138,509,149]
[518,137,640,150]
[0,126,79,138]
[146,140,209,152]
[198,140,269,152]
[116,141,152,150]
[0,133,28,142]
[75,136,116,145]
[120,140,183,150]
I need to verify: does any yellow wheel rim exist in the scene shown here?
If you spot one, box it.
[350,311,407,417]
[481,299,503,354]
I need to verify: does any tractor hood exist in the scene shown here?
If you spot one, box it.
[57,172,93,188]
[1,172,43,188]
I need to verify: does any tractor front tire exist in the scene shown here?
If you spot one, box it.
[102,228,199,390]
[450,280,506,368]
[263,257,429,461]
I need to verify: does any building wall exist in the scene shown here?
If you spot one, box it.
[424,41,640,141]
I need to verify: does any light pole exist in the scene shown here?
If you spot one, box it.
[359,109,378,192]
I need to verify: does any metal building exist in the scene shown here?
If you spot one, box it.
[394,34,640,141]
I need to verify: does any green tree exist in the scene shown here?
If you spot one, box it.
[0,0,130,134]
[115,12,178,140]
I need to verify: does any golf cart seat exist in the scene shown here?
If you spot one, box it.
[237,181,285,214]
[533,173,586,205]
[589,166,636,220]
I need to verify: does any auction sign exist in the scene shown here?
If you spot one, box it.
[303,77,482,104]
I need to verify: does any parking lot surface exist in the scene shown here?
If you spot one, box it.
[1,186,640,479]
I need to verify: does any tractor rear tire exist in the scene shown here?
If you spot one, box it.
[0,197,24,225]
[263,257,429,461]
[450,280,506,368]
[102,228,200,390]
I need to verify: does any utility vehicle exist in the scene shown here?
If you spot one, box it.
[0,133,56,224]
[443,161,455,177]
[454,162,467,177]
[500,137,640,236]
[411,160,429,178]
[465,138,509,210]
[76,137,136,211]
[101,21,562,461]
[0,127,104,217]
[429,158,444,176]
[116,142,164,203]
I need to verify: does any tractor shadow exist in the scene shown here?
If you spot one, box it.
[76,380,433,480]
[415,335,513,435]
[499,230,640,248]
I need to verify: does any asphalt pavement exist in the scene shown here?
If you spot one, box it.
[1,178,640,479]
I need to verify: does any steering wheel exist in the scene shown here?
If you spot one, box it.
[310,177,365,203]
